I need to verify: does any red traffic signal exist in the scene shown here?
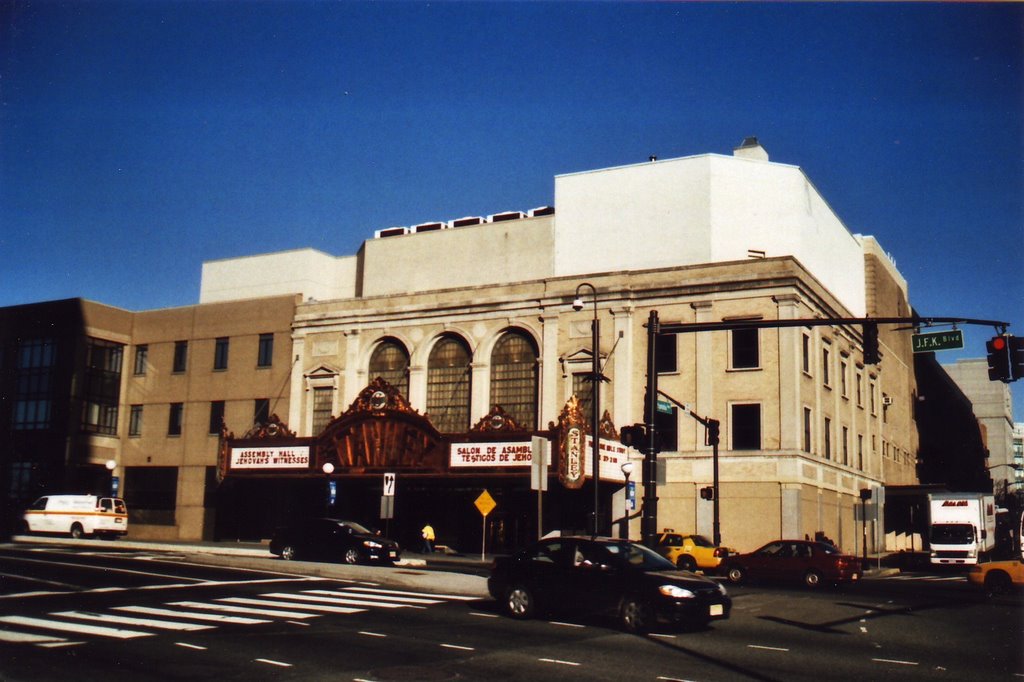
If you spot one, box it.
[987,334,1013,383]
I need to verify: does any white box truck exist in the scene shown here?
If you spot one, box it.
[22,495,128,539]
[928,492,996,566]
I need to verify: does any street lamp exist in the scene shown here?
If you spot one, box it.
[105,460,118,497]
[573,282,603,537]
[620,460,635,540]
[322,462,335,516]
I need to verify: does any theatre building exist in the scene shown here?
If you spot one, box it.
[2,140,920,555]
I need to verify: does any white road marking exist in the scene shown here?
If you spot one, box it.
[343,586,477,601]
[649,633,676,639]
[872,658,919,666]
[114,605,270,624]
[748,644,789,652]
[0,615,153,639]
[441,643,475,651]
[308,589,441,604]
[260,592,409,609]
[38,640,85,648]
[255,658,292,667]
[470,612,499,618]
[174,600,321,619]
[0,628,68,643]
[358,631,387,637]
[0,572,80,590]
[175,642,208,650]
[217,596,365,615]
[550,621,585,628]
[539,658,581,666]
[52,610,215,631]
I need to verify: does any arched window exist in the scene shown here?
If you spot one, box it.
[490,330,539,429]
[369,338,409,398]
[427,335,472,433]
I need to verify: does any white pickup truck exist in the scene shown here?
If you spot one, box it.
[22,494,128,539]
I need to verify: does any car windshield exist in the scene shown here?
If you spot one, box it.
[816,542,840,555]
[339,521,374,535]
[930,524,975,544]
[605,542,678,571]
[689,535,714,547]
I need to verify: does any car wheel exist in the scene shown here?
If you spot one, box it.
[505,585,536,619]
[725,565,745,584]
[343,548,361,565]
[70,523,85,540]
[280,545,297,561]
[804,569,823,588]
[676,555,697,572]
[620,597,652,634]
[984,571,1012,596]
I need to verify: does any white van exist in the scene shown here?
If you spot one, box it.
[22,495,128,539]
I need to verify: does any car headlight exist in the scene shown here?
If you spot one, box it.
[363,540,383,549]
[659,584,696,599]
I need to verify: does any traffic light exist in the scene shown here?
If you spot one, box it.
[706,419,720,447]
[1011,336,1024,382]
[862,322,880,365]
[619,424,646,448]
[986,335,1012,383]
[699,486,715,500]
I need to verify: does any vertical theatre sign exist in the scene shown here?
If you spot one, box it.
[557,396,587,489]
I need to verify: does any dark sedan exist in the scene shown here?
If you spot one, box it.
[269,518,400,565]
[721,540,862,588]
[488,536,731,634]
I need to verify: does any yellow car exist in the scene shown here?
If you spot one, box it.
[967,559,1024,596]
[655,530,736,573]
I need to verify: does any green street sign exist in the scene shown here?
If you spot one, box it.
[656,399,674,414]
[912,329,964,353]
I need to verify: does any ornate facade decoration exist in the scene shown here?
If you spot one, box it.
[469,405,526,433]
[553,395,588,489]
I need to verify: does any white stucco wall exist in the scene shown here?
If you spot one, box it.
[200,248,357,303]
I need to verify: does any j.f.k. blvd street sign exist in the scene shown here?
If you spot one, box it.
[912,329,964,353]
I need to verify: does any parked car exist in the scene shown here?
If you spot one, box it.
[269,518,400,565]
[488,536,731,633]
[967,559,1024,596]
[721,540,862,588]
[655,530,736,573]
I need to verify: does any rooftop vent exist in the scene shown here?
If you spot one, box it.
[451,216,484,228]
[489,211,526,223]
[411,221,446,233]
[733,136,769,161]
[528,206,555,217]
[375,226,408,239]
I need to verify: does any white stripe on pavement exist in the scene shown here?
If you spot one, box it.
[259,592,408,609]
[52,611,215,631]
[113,605,270,624]
[216,597,365,615]
[342,586,478,601]
[0,628,68,644]
[306,589,442,605]
[171,600,321,619]
[0,615,153,639]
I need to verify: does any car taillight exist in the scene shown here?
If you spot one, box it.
[714,549,723,557]
[836,558,848,568]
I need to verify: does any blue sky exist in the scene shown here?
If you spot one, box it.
[2,1,1021,417]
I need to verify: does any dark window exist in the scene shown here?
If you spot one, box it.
[490,330,539,429]
[173,341,188,373]
[801,334,811,374]
[311,387,334,435]
[732,328,759,369]
[257,333,274,367]
[168,403,183,436]
[731,403,761,450]
[129,405,143,436]
[572,372,594,422]
[656,333,677,374]
[12,337,56,430]
[124,466,178,525]
[824,417,832,460]
[369,338,410,397]
[254,398,270,426]
[822,347,831,386]
[803,408,812,453]
[426,335,472,433]
[842,426,849,465]
[82,338,123,435]
[655,406,678,452]
[133,345,148,375]
[209,401,225,435]
[214,337,229,370]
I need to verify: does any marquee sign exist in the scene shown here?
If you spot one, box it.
[450,441,537,468]
[230,445,310,470]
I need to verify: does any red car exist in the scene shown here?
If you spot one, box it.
[721,540,862,588]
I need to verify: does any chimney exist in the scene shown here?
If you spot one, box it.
[733,136,769,161]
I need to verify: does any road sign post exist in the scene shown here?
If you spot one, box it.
[475,490,496,562]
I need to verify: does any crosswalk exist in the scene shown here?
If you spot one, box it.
[0,586,476,648]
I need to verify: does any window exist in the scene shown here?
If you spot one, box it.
[870,381,877,414]
[803,408,812,453]
[133,345,148,375]
[82,338,123,435]
[857,434,864,470]
[173,341,188,373]
[731,404,761,450]
[490,330,539,430]
[655,405,678,452]
[258,333,274,367]
[823,417,832,460]
[856,373,864,407]
[129,405,143,436]
[572,371,595,421]
[9,461,34,500]
[822,346,831,387]
[427,335,472,433]
[214,337,229,370]
[124,466,178,525]
[801,334,811,374]
[656,333,678,374]
[254,398,270,426]
[312,387,334,435]
[208,401,225,435]
[731,328,759,369]
[168,403,183,436]
[840,358,848,397]
[842,426,849,465]
[13,337,56,430]
[369,338,410,397]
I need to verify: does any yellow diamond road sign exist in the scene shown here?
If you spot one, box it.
[475,490,497,517]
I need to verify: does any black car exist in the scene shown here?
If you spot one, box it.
[269,518,400,565]
[488,536,731,633]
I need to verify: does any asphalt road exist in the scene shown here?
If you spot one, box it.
[0,542,1020,681]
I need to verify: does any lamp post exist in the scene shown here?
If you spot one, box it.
[105,460,118,497]
[620,461,635,540]
[573,282,602,537]
[322,462,335,516]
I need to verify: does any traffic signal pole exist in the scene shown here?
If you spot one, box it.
[641,310,660,548]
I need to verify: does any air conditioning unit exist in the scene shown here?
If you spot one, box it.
[374,226,408,239]
[882,396,893,406]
